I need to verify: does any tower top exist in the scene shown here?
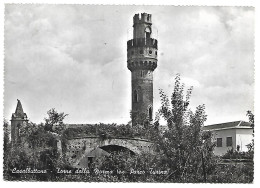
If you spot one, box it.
[12,99,27,120]
[133,13,152,25]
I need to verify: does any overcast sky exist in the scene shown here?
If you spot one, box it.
[4,5,254,125]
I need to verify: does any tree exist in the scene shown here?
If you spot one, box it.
[246,110,254,128]
[153,74,216,182]
[3,119,10,152]
[4,109,68,181]
[246,110,254,152]
[44,108,68,135]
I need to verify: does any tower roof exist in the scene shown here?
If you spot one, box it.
[12,99,28,120]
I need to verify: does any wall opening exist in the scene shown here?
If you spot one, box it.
[145,27,151,39]
[146,32,151,39]
[100,145,135,155]
[88,157,93,168]
[149,107,152,120]
[134,90,138,102]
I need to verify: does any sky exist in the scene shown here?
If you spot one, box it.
[4,5,255,125]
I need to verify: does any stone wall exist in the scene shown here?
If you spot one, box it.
[63,136,154,167]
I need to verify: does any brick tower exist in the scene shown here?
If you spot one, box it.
[11,99,28,145]
[127,13,158,125]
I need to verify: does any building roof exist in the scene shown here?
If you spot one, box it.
[202,121,252,131]
[12,99,28,120]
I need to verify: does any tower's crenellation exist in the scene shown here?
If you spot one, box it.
[133,13,152,25]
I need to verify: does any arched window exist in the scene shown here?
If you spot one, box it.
[145,27,151,39]
[134,90,138,102]
[149,107,152,120]
[140,70,145,77]
[17,123,21,136]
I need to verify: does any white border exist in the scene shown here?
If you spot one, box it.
[0,0,259,187]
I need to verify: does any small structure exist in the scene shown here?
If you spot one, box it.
[203,121,253,155]
[10,99,28,145]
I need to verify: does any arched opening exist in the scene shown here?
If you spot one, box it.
[146,32,150,39]
[149,107,152,120]
[145,27,151,39]
[76,147,110,168]
[134,90,138,102]
[100,145,135,155]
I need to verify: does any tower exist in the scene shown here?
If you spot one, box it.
[127,13,158,125]
[11,99,28,145]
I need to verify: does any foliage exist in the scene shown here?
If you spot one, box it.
[4,76,254,183]
[44,108,68,135]
[130,111,149,127]
[246,110,254,152]
[92,151,170,182]
[246,110,254,128]
[149,74,216,182]
[222,149,254,160]
[4,109,67,181]
[3,119,10,152]
[3,119,12,180]
[63,123,156,140]
[207,162,254,183]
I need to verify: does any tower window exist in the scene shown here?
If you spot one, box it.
[149,50,152,55]
[146,32,151,39]
[145,27,151,39]
[140,70,144,77]
[149,107,152,120]
[155,51,157,55]
[134,90,138,102]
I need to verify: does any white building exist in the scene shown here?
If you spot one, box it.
[203,121,253,156]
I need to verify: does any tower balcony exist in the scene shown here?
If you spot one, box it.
[127,60,157,71]
[127,38,158,50]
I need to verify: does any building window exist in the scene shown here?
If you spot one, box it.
[139,50,144,54]
[226,137,232,147]
[216,138,222,147]
[149,50,152,55]
[131,51,134,55]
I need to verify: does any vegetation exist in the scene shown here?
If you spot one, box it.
[3,75,254,183]
[63,123,155,140]
[3,110,64,181]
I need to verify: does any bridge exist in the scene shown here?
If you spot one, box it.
[62,136,154,168]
